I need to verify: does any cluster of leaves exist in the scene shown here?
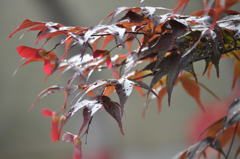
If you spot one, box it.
[9,0,240,158]
[175,97,240,159]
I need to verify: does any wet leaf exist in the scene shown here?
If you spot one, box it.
[9,4,240,157]
[101,96,124,135]
[59,54,93,73]
[115,78,134,115]
[69,99,101,117]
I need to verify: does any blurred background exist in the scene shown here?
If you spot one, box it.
[0,0,239,159]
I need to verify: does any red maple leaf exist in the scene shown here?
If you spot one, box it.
[41,109,61,142]
[16,46,57,75]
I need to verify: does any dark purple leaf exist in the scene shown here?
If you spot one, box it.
[139,33,174,61]
[208,29,223,78]
[166,54,181,105]
[78,107,91,135]
[168,19,188,37]
[147,53,181,105]
[101,96,124,135]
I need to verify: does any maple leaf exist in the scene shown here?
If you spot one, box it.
[16,46,57,75]
[101,96,124,135]
[41,109,61,142]
[8,19,43,38]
